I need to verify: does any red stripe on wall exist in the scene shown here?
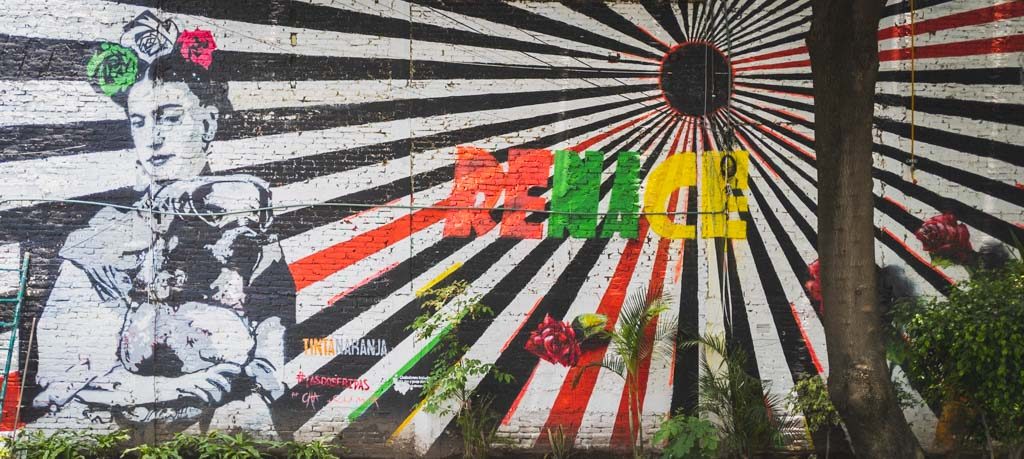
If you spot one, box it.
[537,220,652,445]
[879,34,1024,62]
[878,2,1024,41]
[289,199,453,291]
[733,46,808,65]
[789,303,824,375]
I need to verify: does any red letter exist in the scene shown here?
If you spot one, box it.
[444,146,506,237]
[501,149,551,239]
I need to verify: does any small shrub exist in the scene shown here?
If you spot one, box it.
[543,425,576,459]
[8,429,129,459]
[653,412,718,459]
[410,281,514,458]
[683,332,798,457]
[121,443,182,459]
[894,257,1024,456]
[788,376,840,458]
[279,439,341,459]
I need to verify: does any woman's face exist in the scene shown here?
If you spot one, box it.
[127,79,218,182]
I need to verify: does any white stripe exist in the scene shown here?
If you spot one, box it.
[731,240,795,397]
[511,2,660,57]
[608,3,675,48]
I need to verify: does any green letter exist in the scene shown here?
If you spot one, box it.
[548,150,602,238]
[601,152,640,238]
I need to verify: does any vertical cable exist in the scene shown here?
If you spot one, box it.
[909,0,918,184]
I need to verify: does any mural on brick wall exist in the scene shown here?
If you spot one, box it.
[0,0,1021,453]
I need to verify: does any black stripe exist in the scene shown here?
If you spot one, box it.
[678,0,692,38]
[641,0,687,45]
[741,211,818,379]
[874,143,1024,209]
[873,117,1024,168]
[875,226,953,294]
[110,0,638,64]
[738,68,1024,85]
[734,88,814,113]
[722,239,760,379]
[706,0,769,48]
[563,1,670,53]
[872,167,1024,247]
[883,0,957,17]
[672,182,700,415]
[746,175,821,319]
[876,93,1024,127]
[737,81,813,97]
[0,34,94,80]
[0,34,658,82]
[731,30,806,59]
[407,0,664,61]
[0,121,130,162]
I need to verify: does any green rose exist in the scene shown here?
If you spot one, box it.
[87,43,139,97]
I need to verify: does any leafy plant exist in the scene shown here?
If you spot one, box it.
[683,332,797,458]
[121,443,182,459]
[544,425,577,459]
[653,412,718,459]
[409,280,514,458]
[277,440,340,459]
[894,257,1024,458]
[7,429,130,459]
[573,287,676,458]
[788,376,840,458]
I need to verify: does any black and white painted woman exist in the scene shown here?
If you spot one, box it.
[32,12,295,437]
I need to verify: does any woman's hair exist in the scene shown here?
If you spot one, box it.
[146,50,233,113]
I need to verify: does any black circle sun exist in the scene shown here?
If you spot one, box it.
[659,42,733,116]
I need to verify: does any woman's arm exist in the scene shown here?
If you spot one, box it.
[74,363,243,407]
[34,261,125,408]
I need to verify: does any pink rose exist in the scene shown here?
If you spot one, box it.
[805,260,822,308]
[525,315,581,367]
[177,29,217,69]
[915,213,974,264]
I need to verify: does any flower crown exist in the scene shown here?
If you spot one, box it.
[87,11,217,98]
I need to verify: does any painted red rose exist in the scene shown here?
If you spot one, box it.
[915,213,974,264]
[805,260,822,306]
[524,315,581,367]
[177,29,217,69]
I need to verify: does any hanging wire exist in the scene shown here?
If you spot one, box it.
[909,0,919,184]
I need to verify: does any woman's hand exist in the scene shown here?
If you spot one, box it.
[175,363,244,404]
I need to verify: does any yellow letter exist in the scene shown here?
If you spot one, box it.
[642,153,697,239]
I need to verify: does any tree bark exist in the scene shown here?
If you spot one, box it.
[806,1,925,458]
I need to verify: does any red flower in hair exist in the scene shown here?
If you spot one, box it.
[525,315,581,367]
[805,260,822,306]
[915,213,974,264]
[177,29,216,69]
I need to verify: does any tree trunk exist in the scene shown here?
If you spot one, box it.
[806,1,925,458]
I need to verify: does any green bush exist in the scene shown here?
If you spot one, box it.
[6,429,129,459]
[787,376,840,458]
[895,258,1024,454]
[653,412,718,458]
